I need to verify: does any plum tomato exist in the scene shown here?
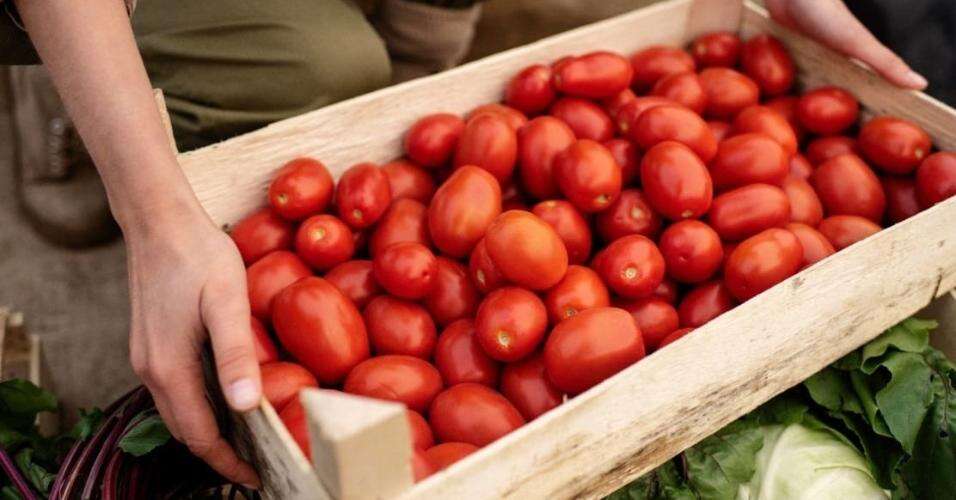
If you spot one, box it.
[615,96,674,137]
[543,307,645,394]
[658,220,723,283]
[429,383,525,447]
[619,297,679,350]
[553,139,623,213]
[335,163,391,229]
[594,234,666,299]
[740,34,795,96]
[708,121,732,143]
[601,88,638,119]
[732,105,798,156]
[549,97,615,142]
[485,210,569,290]
[412,450,435,483]
[789,154,814,180]
[500,353,564,421]
[268,157,334,221]
[811,154,886,222]
[344,355,443,413]
[691,31,742,68]
[468,103,528,131]
[469,238,508,294]
[279,398,311,460]
[531,200,593,264]
[505,64,557,115]
[434,319,500,386]
[916,151,956,207]
[723,228,803,301]
[424,442,479,471]
[677,281,735,327]
[653,277,680,304]
[632,104,718,163]
[640,141,714,220]
[595,189,662,242]
[475,287,548,362]
[407,410,434,451]
[651,71,706,115]
[247,250,311,320]
[697,68,759,120]
[369,199,431,257]
[372,242,437,299]
[382,160,437,203]
[404,113,466,168]
[272,277,369,384]
[425,257,480,326]
[364,296,437,359]
[231,208,294,266]
[260,361,318,411]
[786,222,835,267]
[544,265,610,324]
[295,214,355,271]
[709,183,790,241]
[882,176,922,223]
[796,86,859,135]
[324,260,380,309]
[454,113,518,183]
[709,133,788,190]
[817,215,882,250]
[781,176,824,226]
[251,316,279,364]
[517,116,576,200]
[629,46,696,91]
[658,327,695,349]
[602,138,642,186]
[858,116,932,174]
[806,136,859,165]
[764,95,806,142]
[553,51,633,99]
[428,165,502,258]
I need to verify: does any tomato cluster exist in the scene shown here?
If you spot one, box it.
[231,31,956,481]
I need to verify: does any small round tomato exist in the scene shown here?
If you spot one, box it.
[364,296,437,359]
[796,86,859,135]
[601,88,637,119]
[858,116,932,174]
[404,113,466,168]
[484,210,569,290]
[553,140,623,213]
[882,176,921,223]
[231,208,294,266]
[708,183,790,242]
[372,242,437,299]
[344,355,443,413]
[268,157,334,220]
[764,95,805,142]
[658,220,723,283]
[505,64,557,115]
[272,277,369,383]
[382,160,436,203]
[500,353,563,421]
[261,361,318,411]
[517,116,576,200]
[295,214,355,271]
[632,104,718,163]
[781,176,824,226]
[732,105,798,156]
[424,442,479,471]
[697,68,759,120]
[369,199,430,257]
[454,113,518,183]
[619,297,678,350]
[658,327,695,348]
[412,450,435,483]
[615,96,674,136]
[594,234,666,299]
[553,51,633,99]
[428,166,502,258]
[817,215,882,250]
[324,260,380,309]
[805,136,859,165]
[531,200,593,264]
[248,250,311,320]
[640,141,714,220]
[602,138,642,186]
[544,307,645,394]
[651,71,706,115]
[544,265,610,324]
[677,281,735,327]
[708,121,732,142]
[468,103,528,131]
[710,133,788,190]
[629,45,696,91]
[740,34,795,96]
[691,31,742,68]
[653,277,680,304]
[723,228,803,301]
[475,287,548,362]
[549,97,615,142]
[335,163,391,229]
[407,410,434,451]
[429,383,525,446]
[916,151,956,207]
[469,238,508,294]
[435,319,500,387]
[251,316,279,364]
[425,257,480,327]
[789,154,814,180]
[595,189,661,242]
[812,154,886,222]
[786,222,835,267]
[279,398,311,460]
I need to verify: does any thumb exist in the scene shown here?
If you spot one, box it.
[838,27,927,90]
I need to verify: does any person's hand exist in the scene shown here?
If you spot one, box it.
[765,0,928,90]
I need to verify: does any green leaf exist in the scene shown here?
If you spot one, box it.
[68,407,104,441]
[14,448,55,494]
[860,319,935,373]
[874,352,934,453]
[684,419,764,500]
[606,460,697,500]
[805,368,861,413]
[118,413,171,457]
[0,486,21,500]
[0,380,56,432]
[850,370,892,437]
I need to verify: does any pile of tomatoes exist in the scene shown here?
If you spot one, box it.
[230,30,956,482]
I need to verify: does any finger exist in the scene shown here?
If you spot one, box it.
[148,384,182,441]
[201,274,262,412]
[840,33,927,90]
[764,0,796,29]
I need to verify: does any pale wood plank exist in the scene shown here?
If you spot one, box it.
[684,0,743,40]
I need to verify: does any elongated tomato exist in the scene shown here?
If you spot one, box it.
[454,113,518,183]
[429,383,525,446]
[640,141,714,220]
[428,166,502,257]
[723,228,802,301]
[518,116,576,200]
[500,354,564,421]
[544,265,610,324]
[485,210,569,290]
[344,355,443,413]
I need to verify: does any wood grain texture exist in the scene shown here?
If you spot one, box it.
[684,0,743,40]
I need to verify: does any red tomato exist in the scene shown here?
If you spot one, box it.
[454,113,518,183]
[404,113,466,168]
[372,242,437,299]
[619,297,679,350]
[858,116,932,174]
[435,319,500,387]
[279,398,311,460]
[677,281,735,327]
[781,176,824,226]
[544,265,610,324]
[324,260,380,309]
[553,51,633,99]
[424,442,479,471]
[882,176,922,223]
[651,72,706,115]
[382,160,437,203]
[231,208,294,265]
[723,228,803,301]
[817,215,882,250]
[658,327,695,349]
[691,31,742,67]
[364,296,437,359]
[594,234,666,299]
[708,121,732,142]
[268,157,334,221]
[765,95,805,142]
[344,355,443,413]
[805,136,859,165]
[251,316,279,364]
[425,257,480,327]
[602,138,642,187]
[500,353,564,420]
[796,86,859,135]
[412,450,435,483]
[615,96,674,136]
[485,210,569,290]
[247,250,311,320]
[595,189,662,242]
[272,277,369,383]
[429,383,525,446]
[629,46,696,91]
[261,362,319,411]
[708,183,790,241]
[369,199,430,257]
[428,166,502,257]
[640,141,714,220]
[475,287,548,362]
[553,139,623,213]
[732,105,798,156]
[335,163,391,229]
[601,88,637,119]
[295,214,355,271]
[505,64,557,115]
[740,34,795,96]
[469,238,508,294]
[632,104,718,163]
[916,151,956,207]
[549,97,615,142]
[517,116,576,200]
[789,154,814,180]
[811,154,886,222]
[653,277,680,304]
[658,220,723,283]
[543,307,645,394]
[531,200,593,264]
[468,103,528,131]
[786,222,835,267]
[697,68,759,119]
[710,133,788,190]
[407,410,434,451]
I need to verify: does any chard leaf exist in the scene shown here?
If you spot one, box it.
[0,486,21,500]
[850,370,892,437]
[14,448,55,494]
[0,380,56,431]
[860,319,935,374]
[874,352,934,453]
[68,408,104,441]
[805,368,860,413]
[607,460,696,500]
[119,413,171,457]
[684,419,764,500]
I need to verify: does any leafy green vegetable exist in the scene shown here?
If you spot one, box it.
[683,420,764,499]
[0,486,21,500]
[67,408,103,441]
[13,449,54,494]
[118,413,171,457]
[606,460,697,500]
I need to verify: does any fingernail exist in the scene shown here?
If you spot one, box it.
[906,70,928,89]
[227,378,260,410]
[241,483,259,490]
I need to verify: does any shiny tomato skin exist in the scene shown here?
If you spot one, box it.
[858,116,932,174]
[677,281,735,327]
[505,64,557,115]
[469,238,508,294]
[531,200,593,265]
[404,113,466,168]
[619,297,679,350]
[272,276,369,383]
[723,228,803,301]
[632,104,718,163]
[231,208,294,265]
[806,136,859,165]
[412,450,435,482]
[603,138,642,187]
[475,287,548,362]
[658,327,695,349]
[697,68,760,120]
[500,353,564,421]
[251,316,279,364]
[335,163,391,229]
[765,95,806,142]
[651,71,706,115]
[882,176,922,223]
[424,443,479,471]
[916,151,956,207]
[658,220,723,283]
[710,133,788,190]
[550,97,615,142]
[811,154,886,222]
[428,165,502,258]
[372,242,438,299]
[796,86,859,135]
[295,214,355,271]
[691,31,742,68]
[279,398,311,460]
[517,116,577,200]
[817,215,882,250]
[708,183,790,242]
[268,157,334,221]
[544,307,645,395]
[344,355,443,413]
[369,199,431,257]
[789,154,814,180]
[364,296,437,359]
[247,250,312,320]
[468,103,528,131]
[630,46,696,91]
[407,410,434,451]
[786,222,835,267]
[595,189,662,242]
[640,141,714,220]
[782,176,824,226]
[654,278,680,304]
[602,88,638,119]
[261,361,319,411]
[594,234,666,299]
[740,34,795,96]
[553,51,633,99]
[429,383,525,446]
[425,257,480,326]
[544,265,610,324]
[553,140,623,213]
[454,113,518,183]
[324,259,380,309]
[485,210,569,290]
[383,160,437,203]
[708,121,732,143]
[732,105,798,156]
[435,319,501,387]
[615,96,674,137]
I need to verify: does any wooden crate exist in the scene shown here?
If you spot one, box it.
[166,0,956,498]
